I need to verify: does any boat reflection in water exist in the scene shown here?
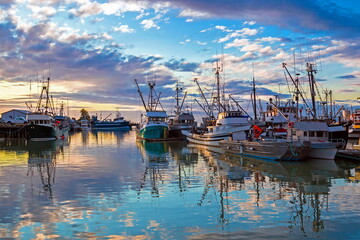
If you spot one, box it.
[136,140,198,197]
[27,139,67,199]
[187,143,358,237]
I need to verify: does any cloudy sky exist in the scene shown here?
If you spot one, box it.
[0,0,359,121]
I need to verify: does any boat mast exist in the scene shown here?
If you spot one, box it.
[45,77,50,114]
[214,61,225,113]
[330,90,333,119]
[175,80,181,115]
[295,73,300,120]
[148,80,156,111]
[252,63,257,120]
[306,62,317,119]
[134,79,147,111]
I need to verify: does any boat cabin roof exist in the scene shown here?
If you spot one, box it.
[146,111,168,118]
[294,120,328,131]
[175,113,194,121]
[218,111,248,119]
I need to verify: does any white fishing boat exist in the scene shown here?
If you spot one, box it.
[287,120,338,159]
[183,111,251,147]
[182,62,252,146]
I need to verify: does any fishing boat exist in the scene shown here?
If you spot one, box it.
[134,79,169,141]
[287,120,338,159]
[219,125,311,161]
[219,138,311,161]
[168,81,196,139]
[349,108,360,138]
[282,62,349,148]
[182,62,252,147]
[79,119,91,131]
[25,77,69,141]
[92,111,130,130]
[182,111,251,147]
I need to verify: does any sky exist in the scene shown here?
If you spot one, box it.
[0,0,360,121]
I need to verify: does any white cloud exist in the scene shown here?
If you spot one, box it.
[179,9,212,18]
[185,19,193,22]
[240,43,262,52]
[196,41,207,45]
[69,1,102,17]
[136,12,150,20]
[258,46,275,55]
[272,49,290,60]
[102,33,112,40]
[240,28,258,36]
[141,19,160,30]
[215,25,231,32]
[101,1,147,15]
[217,28,259,43]
[28,5,57,20]
[113,24,135,33]
[244,21,256,26]
[257,37,281,42]
[225,38,250,49]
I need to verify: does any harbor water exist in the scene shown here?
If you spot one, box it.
[0,130,359,239]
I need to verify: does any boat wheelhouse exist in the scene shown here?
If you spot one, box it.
[287,120,338,159]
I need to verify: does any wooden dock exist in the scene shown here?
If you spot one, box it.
[0,124,28,139]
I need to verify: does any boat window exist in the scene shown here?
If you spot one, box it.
[304,131,307,137]
[309,131,315,137]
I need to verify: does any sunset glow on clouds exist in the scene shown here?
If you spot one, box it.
[0,0,359,120]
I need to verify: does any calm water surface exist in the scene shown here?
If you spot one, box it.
[0,130,359,239]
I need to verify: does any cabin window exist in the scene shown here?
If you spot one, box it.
[309,131,315,137]
[304,132,308,137]
[316,131,323,137]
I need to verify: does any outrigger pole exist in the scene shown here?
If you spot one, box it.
[134,79,147,111]
[282,63,313,118]
[194,77,213,118]
[228,94,252,120]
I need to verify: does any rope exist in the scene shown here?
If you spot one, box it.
[0,124,28,134]
[289,142,298,157]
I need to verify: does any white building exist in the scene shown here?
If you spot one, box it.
[1,109,31,121]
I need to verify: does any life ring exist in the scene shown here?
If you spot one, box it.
[288,121,295,128]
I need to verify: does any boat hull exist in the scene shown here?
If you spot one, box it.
[26,124,69,141]
[309,142,338,159]
[219,140,311,161]
[281,141,311,160]
[182,125,250,147]
[220,140,288,160]
[136,125,169,141]
[92,121,130,130]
